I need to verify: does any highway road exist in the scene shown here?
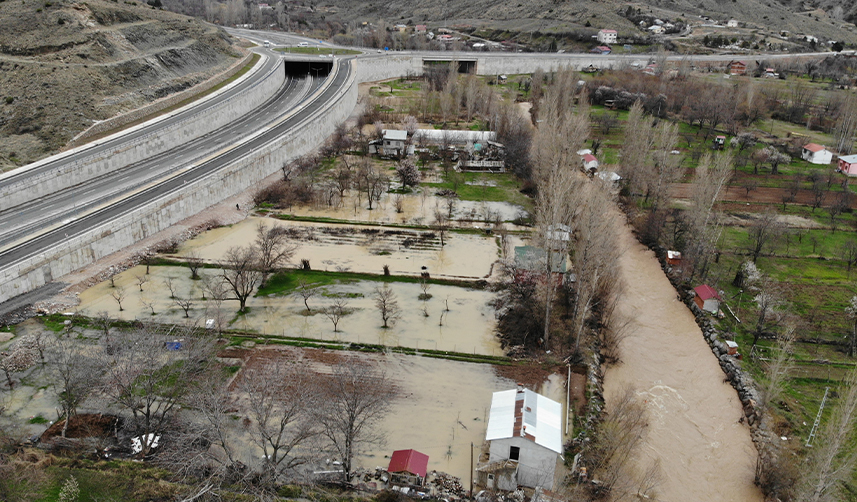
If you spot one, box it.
[0,59,352,268]
[0,49,281,192]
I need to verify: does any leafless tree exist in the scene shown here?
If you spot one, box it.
[221,246,262,313]
[48,337,98,438]
[93,311,113,342]
[140,296,156,317]
[682,152,733,279]
[312,359,397,481]
[761,325,795,410]
[433,205,450,247]
[748,211,783,263]
[357,164,388,210]
[187,251,204,280]
[752,279,783,350]
[173,295,195,319]
[240,359,320,486]
[323,297,351,332]
[296,278,317,314]
[840,240,857,275]
[373,284,400,328]
[796,368,857,502]
[134,274,149,292]
[100,327,212,457]
[164,277,178,299]
[111,287,126,312]
[254,222,296,288]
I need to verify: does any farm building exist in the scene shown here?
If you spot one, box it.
[693,284,722,314]
[729,61,747,75]
[838,154,857,176]
[513,246,567,287]
[388,449,429,487]
[801,144,833,165]
[478,386,563,491]
[582,154,599,172]
[368,129,413,157]
[597,29,617,44]
[666,250,682,266]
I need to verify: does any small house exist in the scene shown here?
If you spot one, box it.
[764,68,778,78]
[388,449,429,487]
[801,143,833,165]
[479,386,563,491]
[729,61,747,75]
[693,284,722,314]
[713,135,726,149]
[597,29,618,44]
[582,154,599,172]
[591,46,612,55]
[727,19,739,27]
[415,24,427,33]
[838,154,857,176]
[666,250,682,266]
[514,246,567,287]
[648,25,665,35]
[725,340,739,356]
[378,129,411,157]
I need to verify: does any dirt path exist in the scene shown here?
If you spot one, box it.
[602,222,763,501]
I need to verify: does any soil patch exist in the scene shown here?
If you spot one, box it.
[41,414,120,441]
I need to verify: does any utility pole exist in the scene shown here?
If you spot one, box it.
[470,442,474,498]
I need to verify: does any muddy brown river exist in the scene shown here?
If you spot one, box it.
[603,224,763,501]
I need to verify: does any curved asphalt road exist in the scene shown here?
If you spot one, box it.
[0,60,352,267]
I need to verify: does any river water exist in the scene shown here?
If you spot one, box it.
[602,224,763,501]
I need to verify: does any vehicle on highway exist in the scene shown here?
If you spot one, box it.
[298,42,308,47]
[263,40,271,48]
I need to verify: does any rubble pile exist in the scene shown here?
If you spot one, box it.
[427,471,465,498]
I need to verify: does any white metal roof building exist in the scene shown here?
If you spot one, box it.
[482,387,563,490]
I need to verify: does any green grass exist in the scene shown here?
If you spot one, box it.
[28,415,49,424]
[423,171,532,209]
[274,46,360,55]
[32,460,176,502]
[256,269,484,297]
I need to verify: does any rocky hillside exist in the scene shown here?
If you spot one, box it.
[0,0,241,170]
[323,0,857,46]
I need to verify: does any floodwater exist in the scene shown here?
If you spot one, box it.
[76,266,503,356]
[177,217,505,280]
[285,186,526,226]
[602,224,763,501]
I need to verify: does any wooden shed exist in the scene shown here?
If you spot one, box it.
[693,285,721,314]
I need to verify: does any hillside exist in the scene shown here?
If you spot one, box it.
[325,0,857,45]
[0,0,242,170]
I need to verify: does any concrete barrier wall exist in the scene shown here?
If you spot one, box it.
[0,62,357,305]
[355,55,424,83]
[0,55,284,210]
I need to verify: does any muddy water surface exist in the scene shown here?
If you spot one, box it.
[603,225,762,501]
[178,217,502,280]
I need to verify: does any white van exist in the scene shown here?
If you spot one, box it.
[298,42,309,47]
[263,40,271,48]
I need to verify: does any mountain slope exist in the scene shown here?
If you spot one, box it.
[0,0,241,170]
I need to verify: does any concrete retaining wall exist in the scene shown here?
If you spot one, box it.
[0,61,356,304]
[0,54,284,210]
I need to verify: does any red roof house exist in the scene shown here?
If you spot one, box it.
[693,284,721,313]
[802,143,833,165]
[388,449,429,486]
[582,153,599,172]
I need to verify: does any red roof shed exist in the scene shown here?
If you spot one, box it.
[694,284,720,301]
[388,449,429,477]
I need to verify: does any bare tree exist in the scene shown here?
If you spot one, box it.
[752,279,783,350]
[100,327,212,457]
[173,295,195,319]
[840,240,857,275]
[296,278,317,314]
[682,152,733,279]
[240,360,320,486]
[254,222,297,287]
[748,211,783,263]
[93,311,113,342]
[433,205,450,247]
[357,164,388,210]
[373,284,400,328]
[761,325,795,410]
[221,246,262,313]
[134,274,149,292]
[48,337,98,438]
[796,368,857,502]
[312,359,397,481]
[323,297,351,332]
[187,251,203,280]
[111,287,127,312]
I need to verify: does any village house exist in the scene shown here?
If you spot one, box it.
[368,129,413,157]
[415,24,427,33]
[582,153,599,173]
[801,143,833,165]
[693,284,722,314]
[666,250,682,266]
[727,19,739,27]
[597,29,617,44]
[648,25,665,35]
[591,46,612,55]
[764,67,778,78]
[388,449,429,487]
[513,246,567,287]
[838,154,857,176]
[729,61,748,75]
[477,386,563,491]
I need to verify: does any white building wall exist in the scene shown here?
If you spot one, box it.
[489,437,557,490]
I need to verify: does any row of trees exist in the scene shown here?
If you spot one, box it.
[5,321,396,498]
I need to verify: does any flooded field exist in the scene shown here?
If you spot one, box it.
[177,217,506,280]
[76,265,503,356]
[603,223,763,501]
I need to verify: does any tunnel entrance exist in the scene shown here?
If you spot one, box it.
[282,59,333,78]
[422,59,477,74]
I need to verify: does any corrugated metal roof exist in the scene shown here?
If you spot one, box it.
[486,389,563,454]
[388,449,429,477]
[840,154,857,164]
[694,284,721,301]
[383,129,408,141]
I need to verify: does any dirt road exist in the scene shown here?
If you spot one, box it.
[603,223,763,501]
